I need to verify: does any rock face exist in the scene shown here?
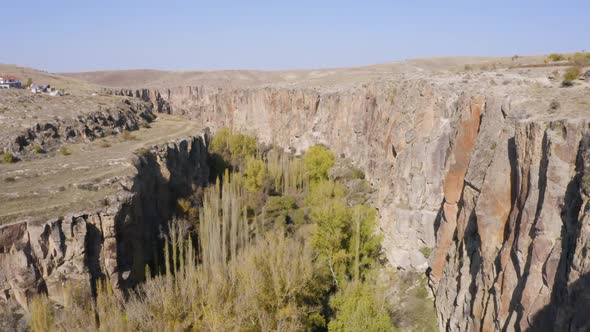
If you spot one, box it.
[0,135,208,318]
[0,98,155,160]
[121,78,590,330]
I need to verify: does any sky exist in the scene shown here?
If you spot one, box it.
[3,1,589,72]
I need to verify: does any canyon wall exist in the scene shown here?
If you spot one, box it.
[127,81,590,331]
[0,134,208,327]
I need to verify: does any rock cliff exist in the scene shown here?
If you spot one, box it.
[0,134,208,328]
[116,70,590,330]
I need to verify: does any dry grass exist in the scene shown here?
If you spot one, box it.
[120,130,137,141]
[0,114,201,225]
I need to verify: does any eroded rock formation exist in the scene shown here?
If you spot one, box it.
[1,98,155,159]
[0,135,208,322]
[122,79,590,331]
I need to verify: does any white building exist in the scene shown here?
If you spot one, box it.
[0,76,22,89]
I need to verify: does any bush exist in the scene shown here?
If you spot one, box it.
[570,52,590,66]
[121,130,137,141]
[564,66,582,81]
[304,145,335,183]
[548,53,564,62]
[33,144,44,154]
[59,147,71,156]
[1,152,15,163]
[420,246,432,258]
[328,282,395,332]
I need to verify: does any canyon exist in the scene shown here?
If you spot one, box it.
[2,56,590,330]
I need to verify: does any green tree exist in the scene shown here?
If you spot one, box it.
[328,282,395,332]
[209,128,257,169]
[243,157,267,192]
[25,78,33,88]
[304,145,335,182]
[308,181,382,285]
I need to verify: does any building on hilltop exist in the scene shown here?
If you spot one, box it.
[0,75,22,89]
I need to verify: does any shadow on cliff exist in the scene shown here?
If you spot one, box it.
[528,134,590,332]
[528,272,590,332]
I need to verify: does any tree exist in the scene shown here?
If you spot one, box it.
[25,78,33,88]
[304,145,335,182]
[328,282,395,332]
[243,157,267,192]
[308,181,382,285]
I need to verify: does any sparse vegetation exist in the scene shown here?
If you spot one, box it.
[121,130,137,141]
[59,147,71,156]
[33,144,44,154]
[548,53,565,62]
[1,152,15,163]
[570,52,590,67]
[563,66,582,86]
[99,140,112,148]
[4,177,16,183]
[420,246,432,258]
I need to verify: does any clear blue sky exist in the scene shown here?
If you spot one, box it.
[3,1,589,72]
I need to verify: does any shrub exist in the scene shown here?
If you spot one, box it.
[1,152,15,163]
[351,167,365,180]
[304,145,335,183]
[24,78,33,88]
[548,53,564,62]
[328,282,395,332]
[4,177,15,183]
[420,246,432,258]
[564,66,582,81]
[121,130,137,141]
[570,52,590,66]
[59,147,71,156]
[33,144,44,154]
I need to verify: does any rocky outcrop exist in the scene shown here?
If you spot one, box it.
[1,98,155,159]
[0,135,208,316]
[107,88,171,114]
[431,116,590,331]
[115,81,590,331]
